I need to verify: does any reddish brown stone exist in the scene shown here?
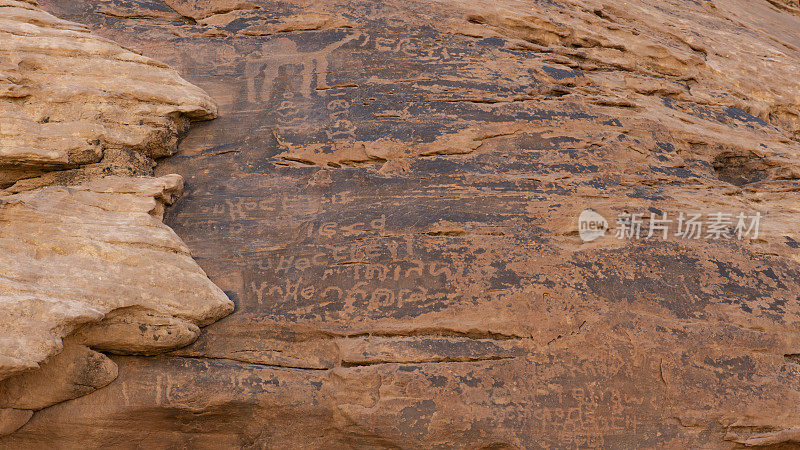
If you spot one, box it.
[5,0,800,447]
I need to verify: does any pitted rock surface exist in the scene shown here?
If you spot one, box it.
[4,0,800,447]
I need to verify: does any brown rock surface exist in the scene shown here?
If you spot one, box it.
[0,0,232,437]
[0,342,118,411]
[3,0,800,447]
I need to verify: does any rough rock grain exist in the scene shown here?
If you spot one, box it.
[5,0,800,447]
[0,0,217,187]
[0,0,232,437]
[0,174,233,381]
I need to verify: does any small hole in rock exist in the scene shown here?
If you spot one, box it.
[712,152,771,186]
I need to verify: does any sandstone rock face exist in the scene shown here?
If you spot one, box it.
[0,0,217,187]
[0,0,232,438]
[0,175,233,377]
[4,0,800,447]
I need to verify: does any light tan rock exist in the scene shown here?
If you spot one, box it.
[0,1,217,187]
[73,306,201,355]
[0,0,232,438]
[0,174,233,381]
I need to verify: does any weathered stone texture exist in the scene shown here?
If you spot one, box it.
[0,0,232,437]
[4,0,800,447]
[0,0,217,187]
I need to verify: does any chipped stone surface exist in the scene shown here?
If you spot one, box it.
[4,0,800,447]
[0,0,217,186]
[0,0,232,438]
[0,175,233,380]
[0,341,118,411]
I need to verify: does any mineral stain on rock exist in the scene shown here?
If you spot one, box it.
[2,0,800,447]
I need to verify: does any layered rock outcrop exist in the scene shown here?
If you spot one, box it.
[0,0,232,437]
[4,0,800,447]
